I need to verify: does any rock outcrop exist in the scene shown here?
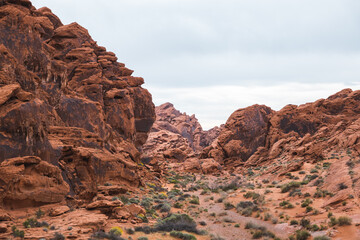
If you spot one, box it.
[142,102,222,169]
[202,89,360,169]
[0,156,69,209]
[0,0,155,205]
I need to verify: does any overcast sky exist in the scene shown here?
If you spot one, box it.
[31,0,360,129]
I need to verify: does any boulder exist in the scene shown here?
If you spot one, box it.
[0,156,69,209]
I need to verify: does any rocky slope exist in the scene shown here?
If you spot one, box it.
[0,0,155,208]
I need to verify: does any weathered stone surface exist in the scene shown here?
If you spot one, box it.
[112,204,145,220]
[0,0,156,203]
[0,156,69,209]
[202,105,273,167]
[49,205,70,217]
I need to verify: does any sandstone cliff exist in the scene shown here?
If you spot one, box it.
[0,0,155,207]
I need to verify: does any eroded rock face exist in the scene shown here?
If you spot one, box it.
[0,156,69,209]
[142,103,222,165]
[202,89,360,171]
[202,105,274,168]
[0,0,155,202]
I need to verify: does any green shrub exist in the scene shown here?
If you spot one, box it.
[156,214,198,233]
[300,218,310,229]
[224,202,235,210]
[11,226,24,238]
[137,237,148,240]
[314,236,330,240]
[170,231,197,240]
[245,222,276,239]
[295,230,310,240]
[36,208,45,219]
[311,224,319,231]
[189,196,200,205]
[290,220,298,225]
[338,216,352,226]
[281,182,301,193]
[23,218,48,228]
[126,228,135,235]
[329,216,338,227]
[174,202,183,209]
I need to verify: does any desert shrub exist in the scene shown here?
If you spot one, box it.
[290,220,298,225]
[338,216,352,226]
[300,218,310,229]
[134,226,153,234]
[50,233,65,240]
[338,183,348,190]
[11,226,25,238]
[189,196,200,205]
[23,218,48,228]
[295,230,310,240]
[36,208,45,218]
[156,214,198,233]
[281,182,301,193]
[305,206,313,213]
[311,224,319,231]
[174,202,183,208]
[199,221,207,226]
[279,200,294,209]
[346,160,355,168]
[109,227,123,236]
[289,188,302,197]
[170,231,197,240]
[137,237,148,240]
[160,203,172,213]
[140,197,153,209]
[119,196,129,205]
[245,222,276,239]
[243,191,260,200]
[264,213,272,221]
[240,207,254,217]
[237,201,254,209]
[329,217,338,227]
[301,199,312,208]
[224,202,235,210]
[220,179,240,191]
[126,228,135,235]
[314,236,330,240]
[91,230,126,240]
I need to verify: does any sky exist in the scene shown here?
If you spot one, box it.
[31,0,360,129]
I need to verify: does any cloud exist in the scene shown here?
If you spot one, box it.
[30,1,360,129]
[148,82,360,129]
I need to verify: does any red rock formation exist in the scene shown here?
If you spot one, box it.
[202,104,274,167]
[142,103,222,168]
[0,156,69,209]
[202,89,360,170]
[0,0,155,204]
